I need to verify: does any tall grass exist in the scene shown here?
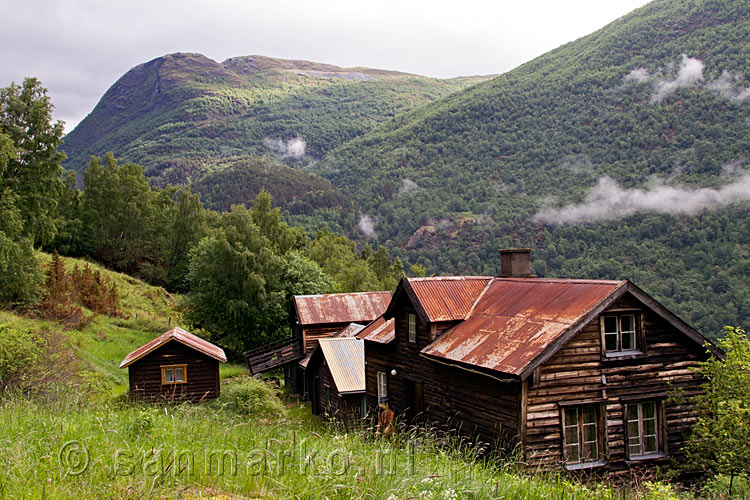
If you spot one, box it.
[0,383,701,500]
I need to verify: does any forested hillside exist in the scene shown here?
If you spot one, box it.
[315,0,750,337]
[61,53,486,186]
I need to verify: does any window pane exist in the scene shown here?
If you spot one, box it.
[622,331,633,350]
[621,315,635,333]
[645,436,657,453]
[565,427,578,444]
[627,421,640,438]
[643,402,655,418]
[629,444,641,456]
[175,367,185,382]
[565,408,578,424]
[583,441,598,461]
[583,423,597,442]
[564,444,579,462]
[605,332,619,351]
[603,316,618,333]
[582,406,596,424]
[644,419,656,436]
[164,368,173,382]
[627,405,638,421]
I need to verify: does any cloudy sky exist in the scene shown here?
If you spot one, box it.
[2,0,650,132]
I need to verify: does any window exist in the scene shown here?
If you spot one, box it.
[360,394,367,419]
[161,364,187,385]
[626,401,661,459]
[408,313,417,343]
[562,405,603,466]
[324,385,331,411]
[602,313,639,354]
[377,370,388,401]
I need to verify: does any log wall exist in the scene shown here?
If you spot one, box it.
[365,293,520,448]
[525,293,707,472]
[128,341,220,401]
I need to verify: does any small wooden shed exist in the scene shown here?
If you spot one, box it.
[120,327,227,401]
[307,337,367,427]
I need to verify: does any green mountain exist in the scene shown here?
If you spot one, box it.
[315,0,750,336]
[61,52,486,187]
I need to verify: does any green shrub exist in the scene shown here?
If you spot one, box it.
[701,474,750,499]
[0,233,43,308]
[0,323,44,388]
[219,375,285,419]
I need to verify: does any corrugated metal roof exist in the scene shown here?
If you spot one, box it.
[318,338,365,394]
[407,276,492,322]
[294,291,392,326]
[356,315,395,343]
[334,323,366,338]
[421,278,625,376]
[299,323,366,369]
[120,327,227,368]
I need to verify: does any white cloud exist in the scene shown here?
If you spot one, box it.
[358,215,376,237]
[263,136,306,158]
[534,169,750,225]
[650,55,704,102]
[706,70,750,103]
[398,178,420,195]
[624,67,650,83]
[625,56,750,104]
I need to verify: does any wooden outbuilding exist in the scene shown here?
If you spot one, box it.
[120,327,227,401]
[306,336,367,428]
[364,249,721,473]
[244,291,391,395]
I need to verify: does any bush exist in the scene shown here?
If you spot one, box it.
[0,324,44,388]
[0,324,79,391]
[0,233,43,308]
[219,375,286,419]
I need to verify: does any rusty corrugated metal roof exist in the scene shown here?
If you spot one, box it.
[333,323,366,338]
[421,278,625,376]
[120,327,227,368]
[299,322,365,369]
[294,291,392,326]
[407,276,492,322]
[317,338,365,394]
[356,315,395,343]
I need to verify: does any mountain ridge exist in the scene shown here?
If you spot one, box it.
[61,52,491,186]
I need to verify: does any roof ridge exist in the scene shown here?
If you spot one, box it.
[463,277,496,320]
[408,276,492,282]
[295,290,391,299]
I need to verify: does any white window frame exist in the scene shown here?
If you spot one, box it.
[161,364,187,385]
[562,405,603,468]
[626,401,661,459]
[602,313,639,355]
[377,370,388,401]
[408,313,417,343]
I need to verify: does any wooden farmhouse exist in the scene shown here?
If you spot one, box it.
[306,336,367,429]
[244,291,391,396]
[120,327,227,401]
[363,249,721,472]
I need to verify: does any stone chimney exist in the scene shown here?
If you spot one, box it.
[499,248,532,277]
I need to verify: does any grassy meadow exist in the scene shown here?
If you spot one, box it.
[0,254,742,499]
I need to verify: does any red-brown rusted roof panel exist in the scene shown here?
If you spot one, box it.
[299,322,366,369]
[294,291,392,326]
[356,315,395,343]
[407,276,492,322]
[421,278,625,376]
[318,338,365,394]
[120,327,227,368]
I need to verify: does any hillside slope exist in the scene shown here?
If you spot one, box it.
[316,0,750,336]
[61,53,487,186]
[0,253,178,392]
